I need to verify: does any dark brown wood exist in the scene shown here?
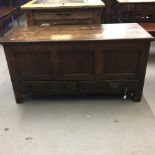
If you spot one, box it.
[26,10,34,26]
[15,91,24,103]
[0,23,153,103]
[21,0,105,26]
[114,0,155,23]
[102,0,115,23]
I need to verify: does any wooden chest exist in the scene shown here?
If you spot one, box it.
[21,0,105,26]
[0,24,153,103]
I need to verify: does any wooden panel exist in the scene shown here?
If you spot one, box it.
[60,50,94,74]
[33,10,96,20]
[17,81,77,94]
[121,4,135,11]
[136,4,155,12]
[103,49,140,73]
[95,50,104,74]
[14,51,52,75]
[32,9,101,25]
[80,80,138,93]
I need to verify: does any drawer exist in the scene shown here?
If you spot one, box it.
[33,10,96,20]
[16,81,77,94]
[121,4,135,11]
[79,80,138,93]
[136,4,155,12]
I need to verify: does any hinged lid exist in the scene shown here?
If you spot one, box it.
[0,23,154,44]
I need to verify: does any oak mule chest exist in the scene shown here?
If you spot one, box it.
[0,23,153,103]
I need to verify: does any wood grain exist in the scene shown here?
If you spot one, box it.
[0,23,153,103]
[1,23,153,42]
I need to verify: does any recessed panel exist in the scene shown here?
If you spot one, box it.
[60,50,94,74]
[104,50,140,73]
[14,52,51,75]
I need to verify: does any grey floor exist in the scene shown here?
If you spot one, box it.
[0,16,155,155]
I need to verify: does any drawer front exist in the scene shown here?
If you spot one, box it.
[136,4,155,12]
[121,4,135,11]
[79,80,138,93]
[33,10,96,20]
[16,81,77,94]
